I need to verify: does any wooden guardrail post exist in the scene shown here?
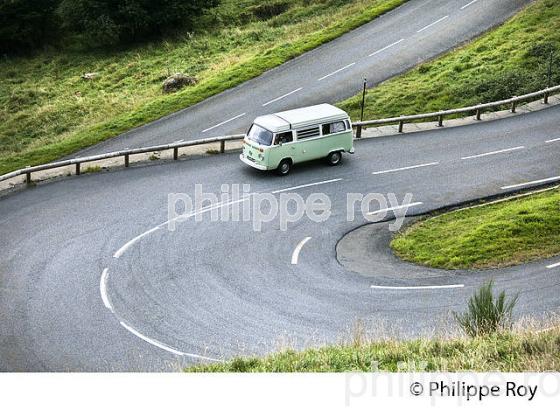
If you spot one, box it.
[25,167,31,185]
[511,98,517,113]
[173,147,179,160]
[220,141,225,154]
[356,124,362,138]
[398,120,404,133]
[75,163,81,175]
[544,92,549,104]
[475,108,482,121]
[124,154,129,167]
[437,114,444,127]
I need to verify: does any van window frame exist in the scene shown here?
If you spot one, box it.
[273,131,294,146]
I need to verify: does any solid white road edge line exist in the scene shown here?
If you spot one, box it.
[318,62,356,81]
[460,146,525,160]
[119,321,224,362]
[369,39,404,57]
[272,178,342,194]
[371,284,464,290]
[460,0,479,10]
[100,268,113,312]
[367,202,423,216]
[202,113,246,133]
[417,15,449,33]
[547,261,560,269]
[262,87,303,107]
[291,237,312,265]
[501,176,560,190]
[372,162,439,175]
[545,137,560,143]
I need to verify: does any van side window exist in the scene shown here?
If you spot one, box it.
[274,131,293,145]
[297,126,320,139]
[322,121,347,135]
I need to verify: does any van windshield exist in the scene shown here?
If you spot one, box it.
[247,124,273,146]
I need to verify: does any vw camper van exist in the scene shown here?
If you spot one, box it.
[240,104,354,175]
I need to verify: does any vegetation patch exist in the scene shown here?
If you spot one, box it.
[338,0,560,120]
[187,327,560,372]
[0,0,406,175]
[391,188,560,270]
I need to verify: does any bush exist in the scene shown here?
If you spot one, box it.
[454,280,518,337]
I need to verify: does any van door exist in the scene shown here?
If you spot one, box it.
[268,131,295,169]
[295,126,322,162]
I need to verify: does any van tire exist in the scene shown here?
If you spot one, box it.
[326,151,342,166]
[276,159,292,176]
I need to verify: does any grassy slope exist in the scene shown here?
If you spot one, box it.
[338,0,560,120]
[391,189,560,270]
[188,328,560,372]
[0,0,406,175]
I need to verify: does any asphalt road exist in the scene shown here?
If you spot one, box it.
[77,0,531,156]
[1,103,559,371]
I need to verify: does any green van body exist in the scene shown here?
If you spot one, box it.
[240,104,354,172]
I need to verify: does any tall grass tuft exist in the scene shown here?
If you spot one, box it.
[454,280,518,337]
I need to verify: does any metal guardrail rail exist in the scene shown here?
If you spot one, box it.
[352,84,560,138]
[1,84,559,185]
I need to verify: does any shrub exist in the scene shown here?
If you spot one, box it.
[454,280,518,337]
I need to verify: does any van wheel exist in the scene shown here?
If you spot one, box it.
[326,151,342,166]
[276,159,291,176]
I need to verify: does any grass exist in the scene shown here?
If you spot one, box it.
[0,0,407,175]
[338,0,560,120]
[391,188,560,270]
[187,327,560,372]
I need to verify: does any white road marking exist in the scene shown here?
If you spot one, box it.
[417,15,449,33]
[291,237,312,265]
[262,87,303,107]
[99,268,113,312]
[461,146,525,160]
[546,137,560,143]
[547,261,560,269]
[372,162,439,175]
[272,178,342,194]
[119,321,224,362]
[501,176,560,190]
[369,39,404,57]
[367,202,423,216]
[202,113,246,133]
[318,62,356,81]
[113,226,160,258]
[371,284,464,290]
[460,0,479,10]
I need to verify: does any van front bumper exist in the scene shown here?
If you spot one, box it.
[240,154,268,171]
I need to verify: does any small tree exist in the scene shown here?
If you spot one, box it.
[454,280,518,337]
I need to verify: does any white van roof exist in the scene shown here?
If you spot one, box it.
[253,104,348,132]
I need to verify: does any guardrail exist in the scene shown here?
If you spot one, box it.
[353,84,560,138]
[1,84,559,186]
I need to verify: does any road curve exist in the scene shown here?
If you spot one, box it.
[1,104,559,371]
[77,0,531,156]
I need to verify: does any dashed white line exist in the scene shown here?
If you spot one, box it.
[202,113,246,133]
[547,261,560,269]
[546,137,560,143]
[367,202,423,216]
[460,0,479,10]
[369,39,404,57]
[417,15,449,33]
[291,237,312,265]
[461,146,525,160]
[99,268,113,312]
[318,62,356,81]
[371,284,464,290]
[501,176,560,190]
[119,321,224,362]
[113,226,160,258]
[372,162,439,175]
[262,87,303,107]
[272,178,342,194]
